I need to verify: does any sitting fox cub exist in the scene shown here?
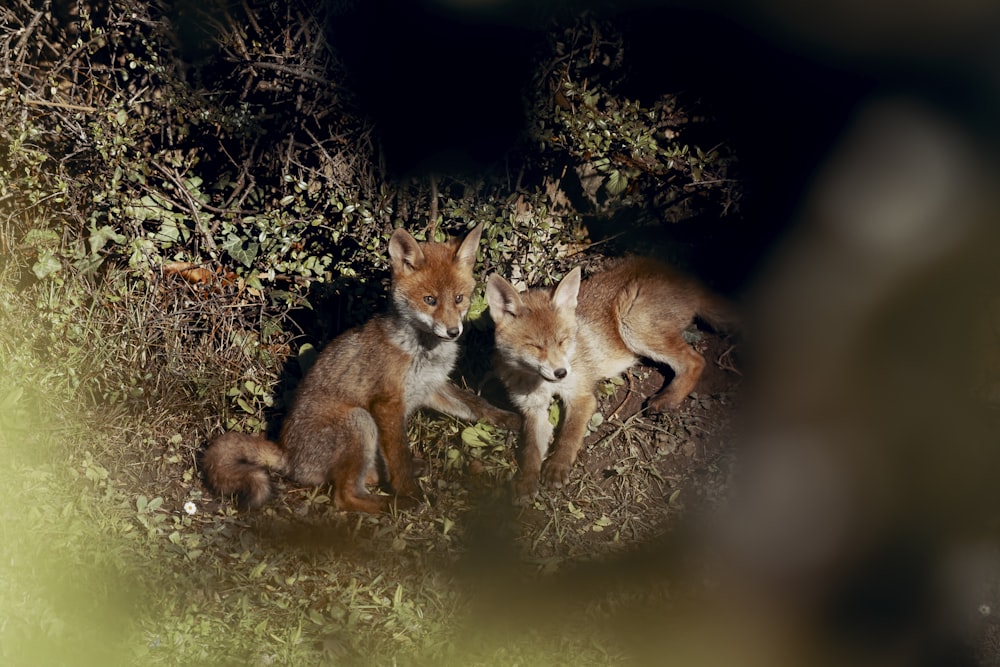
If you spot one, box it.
[486,257,734,499]
[204,224,520,513]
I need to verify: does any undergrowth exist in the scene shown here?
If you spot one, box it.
[0,2,742,664]
[1,270,649,665]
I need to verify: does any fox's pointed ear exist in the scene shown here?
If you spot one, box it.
[486,273,522,319]
[551,267,581,311]
[388,227,425,274]
[453,223,483,269]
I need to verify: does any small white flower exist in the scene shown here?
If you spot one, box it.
[979,604,991,617]
[183,501,197,515]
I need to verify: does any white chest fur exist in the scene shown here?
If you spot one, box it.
[393,328,459,416]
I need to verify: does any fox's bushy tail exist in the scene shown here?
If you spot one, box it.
[696,289,741,334]
[203,432,288,509]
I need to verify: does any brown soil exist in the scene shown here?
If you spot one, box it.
[506,328,741,564]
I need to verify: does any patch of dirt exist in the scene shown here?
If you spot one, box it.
[507,328,741,566]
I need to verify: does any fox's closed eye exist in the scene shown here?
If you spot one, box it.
[424,296,437,306]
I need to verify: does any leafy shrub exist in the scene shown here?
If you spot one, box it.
[528,17,741,222]
[1,1,739,428]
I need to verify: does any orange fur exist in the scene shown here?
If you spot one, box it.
[204,225,520,512]
[487,257,735,499]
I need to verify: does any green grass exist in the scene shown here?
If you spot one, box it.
[0,274,649,666]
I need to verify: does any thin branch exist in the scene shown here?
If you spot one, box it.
[562,231,626,258]
[24,97,98,113]
[428,174,439,239]
[245,60,333,87]
[13,5,45,66]
[149,161,218,252]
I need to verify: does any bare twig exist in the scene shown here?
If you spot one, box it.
[716,343,742,376]
[245,60,332,87]
[13,5,45,66]
[427,174,439,239]
[562,231,627,259]
[23,97,98,113]
[149,161,218,252]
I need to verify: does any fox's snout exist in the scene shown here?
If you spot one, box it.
[435,322,462,341]
[539,364,569,382]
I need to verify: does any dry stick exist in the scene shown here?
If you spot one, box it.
[427,174,439,239]
[717,343,742,375]
[593,406,650,454]
[23,97,98,113]
[13,6,45,66]
[606,373,636,422]
[303,126,335,165]
[149,161,218,252]
[143,172,257,219]
[248,60,332,87]
[241,0,264,35]
[562,231,627,259]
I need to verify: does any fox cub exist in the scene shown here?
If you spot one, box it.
[486,257,735,499]
[204,224,521,513]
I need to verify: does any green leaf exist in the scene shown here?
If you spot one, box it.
[32,252,62,279]
[605,169,628,196]
[548,401,561,427]
[588,412,604,430]
[151,219,181,245]
[461,425,490,448]
[88,225,126,255]
[466,293,488,322]
[297,343,317,374]
[222,233,259,267]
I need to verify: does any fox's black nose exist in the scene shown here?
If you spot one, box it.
[554,368,567,379]
[446,327,460,339]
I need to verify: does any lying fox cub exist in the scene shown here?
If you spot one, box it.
[486,257,735,499]
[204,224,520,513]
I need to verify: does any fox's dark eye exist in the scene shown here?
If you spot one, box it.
[424,296,437,306]
[455,294,464,304]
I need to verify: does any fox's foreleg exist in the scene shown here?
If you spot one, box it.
[513,407,556,500]
[426,383,522,431]
[542,389,597,488]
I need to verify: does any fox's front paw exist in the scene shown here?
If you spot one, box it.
[541,459,572,488]
[512,473,539,505]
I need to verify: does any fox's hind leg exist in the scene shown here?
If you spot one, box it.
[616,284,705,411]
[326,408,394,513]
[643,334,706,410]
